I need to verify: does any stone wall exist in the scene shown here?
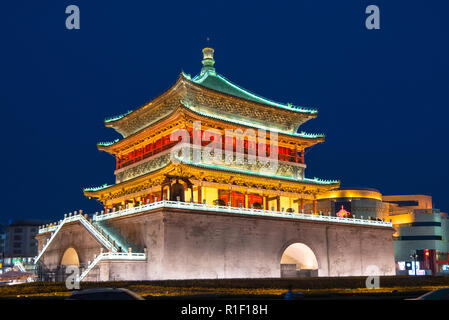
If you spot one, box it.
[36,208,396,280]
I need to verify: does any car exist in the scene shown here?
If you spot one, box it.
[66,287,144,300]
[408,288,449,300]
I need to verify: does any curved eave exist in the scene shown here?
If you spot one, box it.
[190,71,318,115]
[184,161,339,187]
[84,161,339,199]
[83,183,113,195]
[97,104,325,154]
[103,73,187,128]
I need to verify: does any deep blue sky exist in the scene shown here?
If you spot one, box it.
[0,1,448,222]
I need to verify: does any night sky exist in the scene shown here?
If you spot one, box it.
[0,1,448,222]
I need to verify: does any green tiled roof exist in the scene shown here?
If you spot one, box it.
[83,161,338,193]
[190,71,317,114]
[84,183,113,192]
[98,101,324,148]
[97,139,120,147]
[105,110,133,123]
[104,48,317,128]
[179,100,324,139]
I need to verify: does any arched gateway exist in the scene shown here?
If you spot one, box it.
[280,243,319,277]
[60,247,80,267]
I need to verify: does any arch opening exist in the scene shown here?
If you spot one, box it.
[280,243,318,277]
[60,247,80,267]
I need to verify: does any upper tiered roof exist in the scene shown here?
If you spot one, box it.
[103,48,320,139]
[190,48,316,114]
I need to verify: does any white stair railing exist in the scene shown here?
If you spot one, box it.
[35,214,118,264]
[79,253,103,281]
[92,200,393,227]
[78,215,117,252]
[35,217,69,263]
[14,261,26,272]
[79,252,146,281]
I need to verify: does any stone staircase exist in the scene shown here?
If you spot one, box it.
[35,212,120,264]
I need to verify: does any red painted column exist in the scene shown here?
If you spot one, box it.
[197,186,202,204]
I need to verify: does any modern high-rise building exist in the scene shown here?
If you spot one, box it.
[315,190,449,275]
[383,195,449,275]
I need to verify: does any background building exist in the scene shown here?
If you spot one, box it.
[0,224,5,268]
[383,195,449,275]
[313,188,389,220]
[316,190,449,275]
[4,220,49,267]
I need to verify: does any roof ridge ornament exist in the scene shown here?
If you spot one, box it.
[201,47,216,76]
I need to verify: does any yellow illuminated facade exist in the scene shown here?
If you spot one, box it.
[317,189,383,202]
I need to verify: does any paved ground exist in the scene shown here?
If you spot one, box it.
[144,291,427,300]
